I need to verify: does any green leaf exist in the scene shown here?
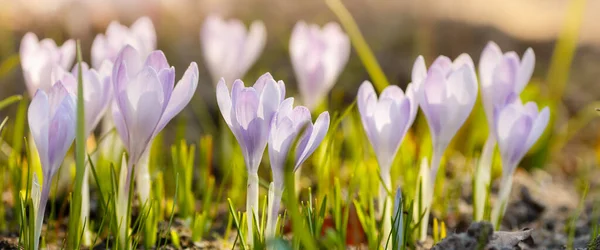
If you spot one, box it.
[0,95,22,111]
[68,40,86,249]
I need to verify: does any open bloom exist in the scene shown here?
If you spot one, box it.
[479,41,535,131]
[268,97,330,188]
[29,82,77,188]
[495,101,549,177]
[216,73,285,172]
[201,15,266,85]
[417,54,478,174]
[20,32,75,96]
[28,81,76,250]
[357,81,417,171]
[112,45,199,167]
[91,16,156,69]
[290,21,350,110]
[216,73,284,245]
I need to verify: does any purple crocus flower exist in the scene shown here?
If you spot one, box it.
[112,45,198,167]
[479,41,535,132]
[357,81,418,172]
[474,42,535,221]
[216,72,284,245]
[492,100,549,228]
[111,45,198,246]
[266,97,330,239]
[28,82,77,250]
[268,98,330,186]
[290,21,350,110]
[111,45,198,219]
[357,80,417,245]
[496,101,549,179]
[201,15,266,85]
[20,32,75,96]
[417,54,478,178]
[415,54,477,241]
[91,16,156,69]
[216,73,285,172]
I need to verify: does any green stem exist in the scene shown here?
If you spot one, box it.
[474,135,495,221]
[246,172,259,246]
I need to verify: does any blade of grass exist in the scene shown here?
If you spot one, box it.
[0,95,22,110]
[67,40,86,249]
[326,0,389,91]
[228,198,248,250]
[159,173,179,249]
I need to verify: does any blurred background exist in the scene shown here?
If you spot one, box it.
[0,0,599,173]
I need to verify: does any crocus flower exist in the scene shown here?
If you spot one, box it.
[357,81,418,174]
[91,16,156,69]
[491,101,549,228]
[417,54,478,178]
[216,73,284,245]
[415,54,477,241]
[111,45,198,244]
[496,101,549,178]
[474,42,535,221]
[479,41,535,132]
[92,16,156,168]
[357,80,417,242]
[113,45,198,170]
[266,98,330,239]
[201,15,266,85]
[28,82,77,250]
[268,98,330,186]
[289,21,350,110]
[20,32,75,96]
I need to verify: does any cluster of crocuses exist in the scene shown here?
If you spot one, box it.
[23,16,198,249]
[21,13,547,249]
[206,16,351,245]
[22,15,346,248]
[358,42,549,241]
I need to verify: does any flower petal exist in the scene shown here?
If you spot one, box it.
[258,79,282,123]
[525,106,549,151]
[478,41,502,88]
[240,20,266,77]
[144,50,170,72]
[516,48,535,93]
[216,78,233,127]
[47,85,76,172]
[59,39,76,69]
[155,62,199,134]
[411,55,427,86]
[130,16,157,55]
[294,111,330,170]
[28,89,51,170]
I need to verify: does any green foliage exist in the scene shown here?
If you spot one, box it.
[171,140,196,218]
[67,39,86,250]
